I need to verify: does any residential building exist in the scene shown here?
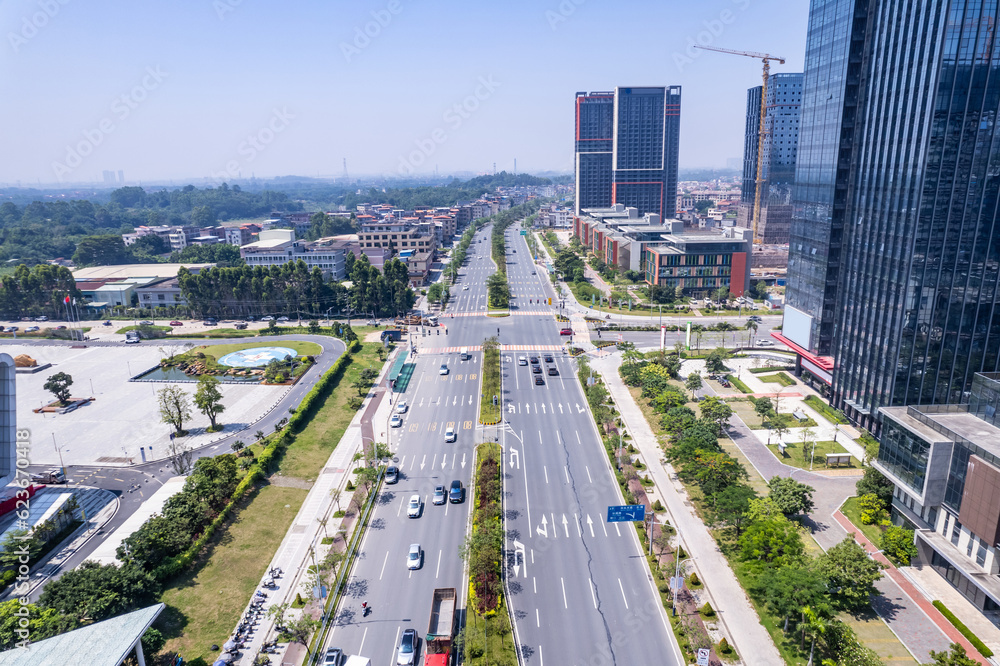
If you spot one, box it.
[357,217,436,256]
[737,72,803,244]
[574,86,682,220]
[239,229,350,279]
[874,372,1000,614]
[643,235,751,298]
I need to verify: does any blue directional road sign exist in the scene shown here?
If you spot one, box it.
[607,504,645,522]
[520,230,527,235]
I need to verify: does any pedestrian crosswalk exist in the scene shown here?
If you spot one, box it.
[418,344,566,354]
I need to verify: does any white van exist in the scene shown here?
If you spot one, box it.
[344,657,371,666]
[460,347,470,360]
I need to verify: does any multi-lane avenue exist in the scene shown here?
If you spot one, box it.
[323,222,679,665]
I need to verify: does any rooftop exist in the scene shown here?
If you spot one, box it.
[0,603,164,666]
[72,264,213,281]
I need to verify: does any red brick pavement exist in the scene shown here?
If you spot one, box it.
[833,510,988,665]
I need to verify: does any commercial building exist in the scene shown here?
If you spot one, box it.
[135,277,186,307]
[875,372,1000,614]
[574,86,682,220]
[239,229,350,279]
[737,73,802,244]
[643,235,751,298]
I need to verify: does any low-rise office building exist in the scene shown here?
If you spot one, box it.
[643,235,751,297]
[239,229,350,278]
[875,372,1000,615]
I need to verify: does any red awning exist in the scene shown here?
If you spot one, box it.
[771,333,835,371]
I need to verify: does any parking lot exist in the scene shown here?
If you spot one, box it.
[6,343,288,467]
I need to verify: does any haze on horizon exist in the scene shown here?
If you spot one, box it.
[0,0,806,186]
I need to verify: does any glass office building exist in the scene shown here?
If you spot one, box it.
[834,0,1000,429]
[574,92,615,215]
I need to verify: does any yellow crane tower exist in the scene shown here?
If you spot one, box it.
[693,45,785,247]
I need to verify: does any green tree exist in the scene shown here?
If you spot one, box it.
[699,396,734,430]
[661,405,697,439]
[856,466,894,505]
[858,493,888,525]
[486,272,510,308]
[767,476,816,517]
[713,287,731,304]
[71,235,131,266]
[745,318,759,345]
[745,496,783,523]
[43,372,73,405]
[38,561,160,623]
[817,537,885,611]
[753,396,775,424]
[693,451,748,498]
[705,347,730,374]
[193,375,225,430]
[711,484,757,536]
[0,530,42,569]
[738,516,805,567]
[880,525,918,565]
[685,372,703,400]
[307,319,320,334]
[928,643,980,666]
[0,600,76,650]
[759,564,830,629]
[771,413,791,443]
[427,283,443,304]
[653,387,687,413]
[157,385,192,435]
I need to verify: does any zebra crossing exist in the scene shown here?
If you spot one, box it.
[417,344,566,354]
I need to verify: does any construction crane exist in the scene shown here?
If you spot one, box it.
[694,45,785,247]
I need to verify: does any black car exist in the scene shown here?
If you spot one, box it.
[449,480,464,503]
[532,365,542,374]
[543,355,554,363]
[547,366,558,376]
[529,356,539,364]
[534,376,544,385]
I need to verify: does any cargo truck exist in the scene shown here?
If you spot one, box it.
[425,587,456,666]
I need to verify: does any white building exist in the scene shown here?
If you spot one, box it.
[239,229,351,279]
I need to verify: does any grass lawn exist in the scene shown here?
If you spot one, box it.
[758,372,796,387]
[724,374,753,393]
[462,604,517,665]
[840,610,918,666]
[196,340,324,361]
[179,328,254,339]
[840,496,884,545]
[767,439,860,471]
[279,342,381,482]
[803,395,850,424]
[116,325,172,334]
[160,484,308,663]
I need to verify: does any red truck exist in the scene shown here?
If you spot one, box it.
[425,587,456,666]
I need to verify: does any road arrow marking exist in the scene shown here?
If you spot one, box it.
[577,403,585,413]
[558,403,564,414]
[509,448,520,469]
[513,540,526,578]
[420,455,427,470]
[587,514,595,537]
[508,404,515,413]
[461,453,467,468]
[536,515,548,538]
[441,454,448,469]
[562,514,570,538]
[541,403,546,414]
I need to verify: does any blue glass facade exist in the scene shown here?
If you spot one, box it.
[834,0,1000,427]
[574,92,615,215]
[613,86,681,220]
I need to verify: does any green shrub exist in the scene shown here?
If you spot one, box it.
[699,602,715,617]
[718,637,733,655]
[932,600,994,658]
[879,525,918,565]
[687,571,701,588]
[858,493,888,525]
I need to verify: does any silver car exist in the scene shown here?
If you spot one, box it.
[407,544,422,570]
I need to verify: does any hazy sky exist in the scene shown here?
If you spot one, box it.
[0,0,808,185]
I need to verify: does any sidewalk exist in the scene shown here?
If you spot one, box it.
[591,352,782,666]
[833,511,988,665]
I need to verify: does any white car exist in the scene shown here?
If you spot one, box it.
[407,494,421,518]
[463,285,469,290]
[407,544,422,570]
[390,414,403,428]
[758,339,775,347]
[260,315,275,322]
[396,400,407,414]
[277,316,290,322]
[444,426,456,443]
[439,364,448,375]
[518,356,528,366]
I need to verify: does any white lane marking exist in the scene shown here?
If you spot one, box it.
[590,579,598,608]
[536,608,540,627]
[560,578,568,608]
[378,550,389,580]
[614,523,621,537]
[543,466,548,484]
[618,578,629,609]
[586,465,592,484]
[564,466,570,484]
[435,550,442,578]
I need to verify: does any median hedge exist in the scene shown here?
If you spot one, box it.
[932,600,994,658]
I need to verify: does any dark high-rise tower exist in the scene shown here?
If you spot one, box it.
[783,0,1000,431]
[574,91,615,215]
[574,86,681,219]
[738,73,803,244]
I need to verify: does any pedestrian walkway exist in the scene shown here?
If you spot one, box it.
[833,511,987,665]
[591,352,782,666]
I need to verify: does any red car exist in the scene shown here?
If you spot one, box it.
[169,320,183,326]
[560,328,573,336]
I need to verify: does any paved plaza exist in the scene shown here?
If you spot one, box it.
[10,343,288,467]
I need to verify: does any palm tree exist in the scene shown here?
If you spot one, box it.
[745,319,759,347]
[254,430,265,442]
[230,440,245,455]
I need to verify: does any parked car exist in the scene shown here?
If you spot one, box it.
[235,322,248,330]
[55,325,67,330]
[532,365,542,374]
[261,316,274,322]
[518,356,528,366]
[139,320,154,326]
[547,366,558,376]
[34,316,47,322]
[25,326,39,333]
[245,315,256,322]
[529,356,539,364]
[432,485,446,505]
[407,544,422,570]
[449,480,465,503]
[534,376,544,385]
[2,327,17,333]
[396,400,408,414]
[277,316,290,322]
[390,414,403,428]
[202,320,217,326]
[407,495,421,518]
[543,355,553,363]
[560,328,573,335]
[385,466,399,484]
[169,320,183,326]
[758,339,775,347]
[444,426,456,442]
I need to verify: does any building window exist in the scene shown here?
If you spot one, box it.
[942,512,950,535]
[952,520,962,546]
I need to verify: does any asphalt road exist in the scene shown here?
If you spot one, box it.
[5,334,346,597]
[327,224,679,665]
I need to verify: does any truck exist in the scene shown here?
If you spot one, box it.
[423,315,438,327]
[459,347,470,360]
[343,657,371,666]
[30,469,66,484]
[425,587,456,666]
[395,315,422,326]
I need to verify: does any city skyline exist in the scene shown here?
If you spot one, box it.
[0,0,807,185]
